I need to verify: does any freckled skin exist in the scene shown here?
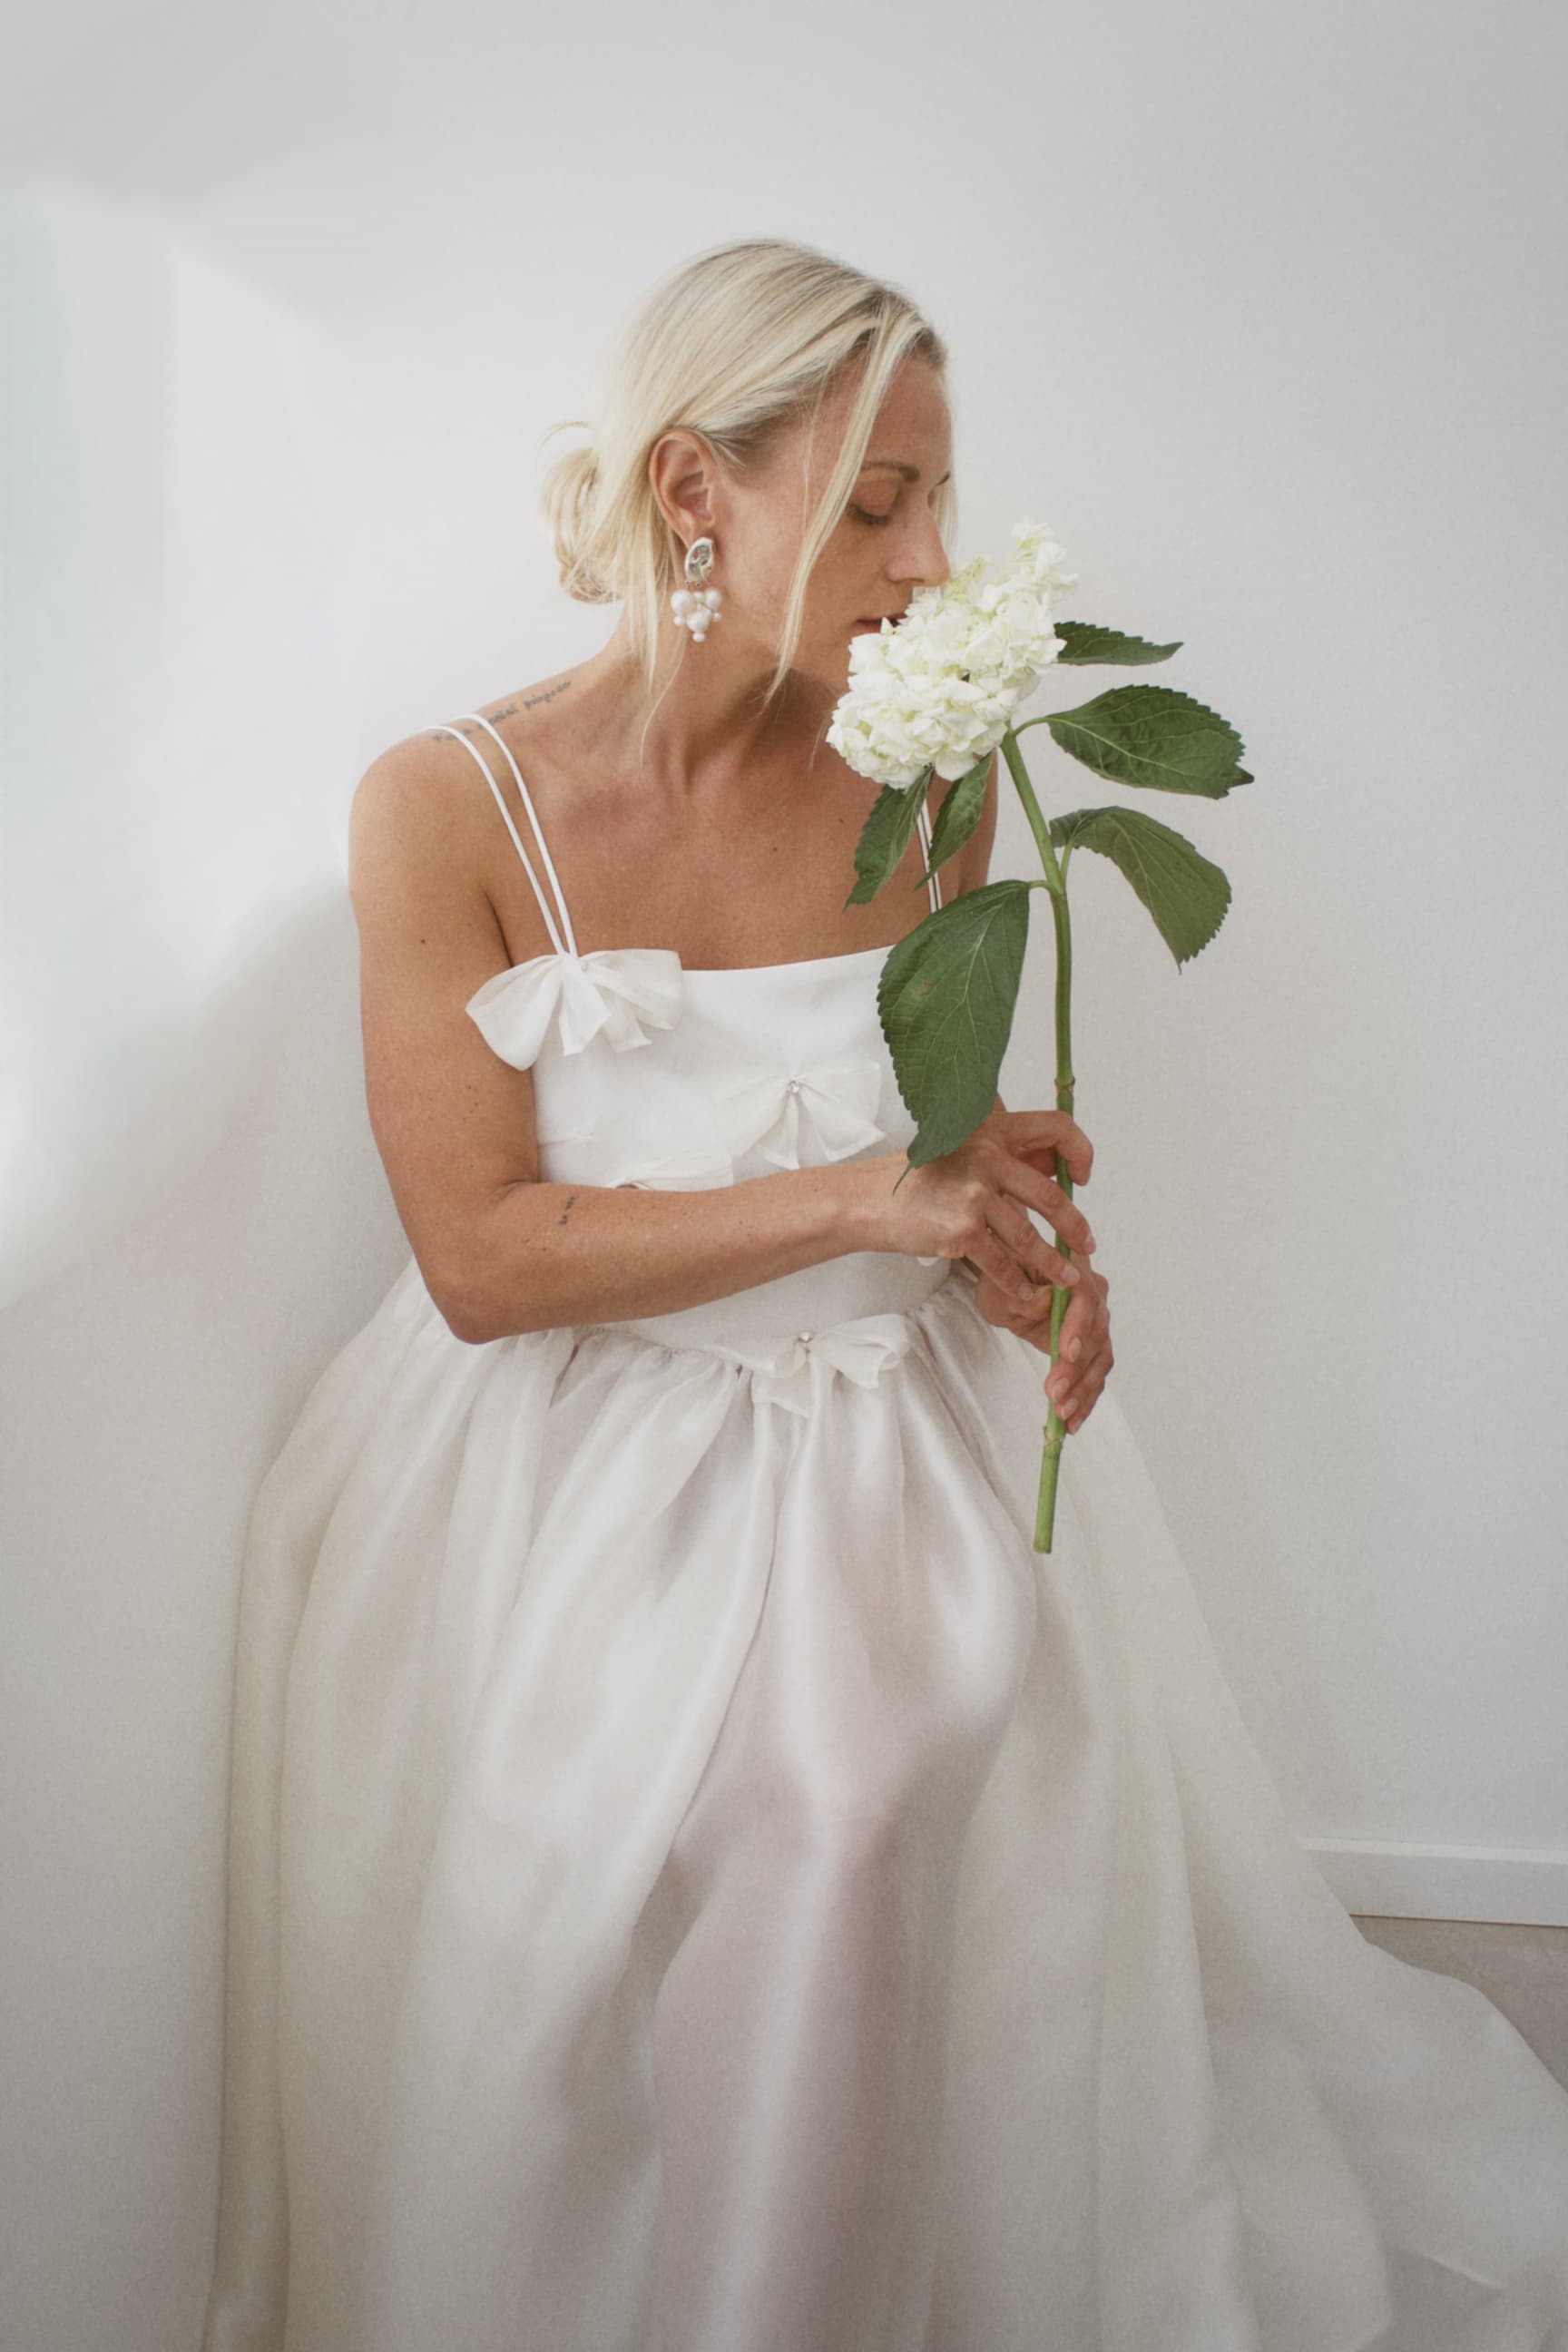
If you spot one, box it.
[365,354,1110,1396]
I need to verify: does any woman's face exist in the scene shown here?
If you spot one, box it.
[665,357,955,696]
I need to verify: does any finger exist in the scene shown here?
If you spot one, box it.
[995,1111,1093,1185]
[1060,1358,1111,1431]
[1047,1327,1113,1425]
[1064,1266,1109,1338]
[1003,1284,1063,1343]
[1001,1161,1097,1258]
[985,1193,1085,1293]
[1043,1279,1105,1379]
[1041,1296,1095,1387]
[968,1274,1020,1330]
[1046,1331,1101,1406]
[969,1224,1054,1308]
[987,1161,1100,1269]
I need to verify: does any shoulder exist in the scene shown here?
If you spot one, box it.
[356,667,599,841]
[353,713,505,824]
[348,721,504,933]
[349,693,556,871]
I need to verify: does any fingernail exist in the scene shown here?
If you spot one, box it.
[1063,1265,1082,1285]
[1068,1338,1082,1360]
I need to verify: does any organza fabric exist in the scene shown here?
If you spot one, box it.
[201,720,1568,2352]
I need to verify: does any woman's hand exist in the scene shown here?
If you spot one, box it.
[855,1106,1097,1303]
[972,1251,1112,1433]
[964,1110,1113,1429]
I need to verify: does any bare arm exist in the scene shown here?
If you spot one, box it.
[348,743,1088,1345]
[466,1168,874,1343]
[349,744,884,1342]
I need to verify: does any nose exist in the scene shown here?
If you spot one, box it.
[894,505,949,593]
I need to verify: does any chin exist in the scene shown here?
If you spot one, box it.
[796,640,858,696]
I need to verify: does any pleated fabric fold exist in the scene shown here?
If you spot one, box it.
[202,1258,1568,2352]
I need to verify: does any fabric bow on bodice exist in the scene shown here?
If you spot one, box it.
[739,1313,918,1418]
[465,949,685,1069]
[710,1055,887,1171]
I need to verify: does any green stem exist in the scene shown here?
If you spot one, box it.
[1001,729,1066,895]
[999,727,1076,1554]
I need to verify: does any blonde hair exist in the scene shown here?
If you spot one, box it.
[538,238,954,710]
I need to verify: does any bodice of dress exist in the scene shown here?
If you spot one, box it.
[434,714,957,1369]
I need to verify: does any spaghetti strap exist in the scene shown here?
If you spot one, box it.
[914,794,943,914]
[436,709,937,946]
[433,715,580,959]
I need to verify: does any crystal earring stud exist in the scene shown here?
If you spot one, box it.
[670,535,722,641]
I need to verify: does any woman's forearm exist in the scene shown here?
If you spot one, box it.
[445,1157,898,1344]
[444,1092,1015,1344]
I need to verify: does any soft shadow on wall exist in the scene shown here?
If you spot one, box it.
[0,180,406,2352]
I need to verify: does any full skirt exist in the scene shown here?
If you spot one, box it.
[201,1256,1568,2352]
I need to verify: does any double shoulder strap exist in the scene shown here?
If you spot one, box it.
[434,711,943,956]
[435,714,581,958]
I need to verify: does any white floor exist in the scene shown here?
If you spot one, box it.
[1352,1916,1568,2089]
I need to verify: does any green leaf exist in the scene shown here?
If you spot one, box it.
[1041,683,1249,798]
[1052,619,1182,665]
[1048,806,1230,965]
[877,880,1033,1167]
[919,750,993,883]
[845,769,935,906]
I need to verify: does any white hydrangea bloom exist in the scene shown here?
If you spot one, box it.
[827,516,1078,787]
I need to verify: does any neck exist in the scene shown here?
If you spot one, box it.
[573,615,838,800]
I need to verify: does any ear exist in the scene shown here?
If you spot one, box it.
[648,428,720,544]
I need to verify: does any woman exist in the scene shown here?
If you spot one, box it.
[203,240,1568,2352]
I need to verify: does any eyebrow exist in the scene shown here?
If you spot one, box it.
[861,461,953,485]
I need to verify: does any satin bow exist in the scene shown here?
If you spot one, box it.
[743,1312,916,1418]
[465,949,684,1069]
[710,1055,887,1170]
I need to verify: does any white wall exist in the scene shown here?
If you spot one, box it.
[2,2,1565,2346]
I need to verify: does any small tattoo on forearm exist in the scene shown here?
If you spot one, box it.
[556,1192,578,1226]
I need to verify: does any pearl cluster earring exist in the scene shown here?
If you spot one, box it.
[671,535,722,642]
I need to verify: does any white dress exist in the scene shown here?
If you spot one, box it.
[201,711,1568,2352]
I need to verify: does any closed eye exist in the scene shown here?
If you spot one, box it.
[850,505,894,527]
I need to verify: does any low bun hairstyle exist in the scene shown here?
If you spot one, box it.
[537,238,953,709]
[539,443,612,605]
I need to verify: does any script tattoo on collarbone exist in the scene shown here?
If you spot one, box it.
[425,680,575,750]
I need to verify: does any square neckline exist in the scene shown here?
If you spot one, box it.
[494,940,896,980]
[680,942,893,978]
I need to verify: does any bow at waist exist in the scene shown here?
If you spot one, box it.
[593,1250,958,1412]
